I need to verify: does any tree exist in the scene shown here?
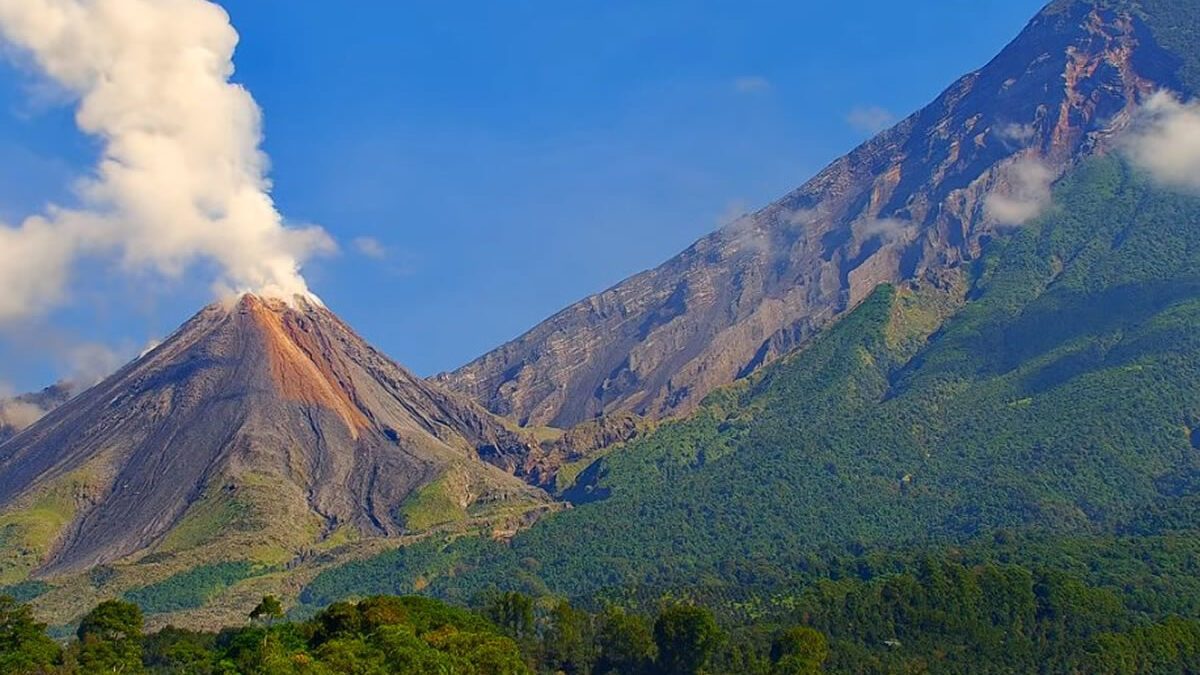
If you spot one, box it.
[142,625,217,674]
[250,595,284,626]
[653,605,723,675]
[596,607,655,675]
[770,626,828,675]
[311,601,364,646]
[484,592,536,643]
[0,595,61,674]
[76,599,145,673]
[543,600,595,675]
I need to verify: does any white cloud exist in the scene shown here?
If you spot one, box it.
[716,200,751,228]
[1123,91,1200,191]
[0,379,55,432]
[856,217,914,243]
[0,399,48,431]
[0,0,336,325]
[984,157,1055,226]
[847,105,898,135]
[784,207,822,230]
[733,76,771,94]
[353,236,387,260]
[67,341,128,386]
[996,122,1037,144]
[138,337,162,358]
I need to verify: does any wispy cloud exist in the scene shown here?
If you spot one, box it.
[0,380,59,433]
[0,398,49,432]
[733,76,772,94]
[847,105,898,135]
[1123,91,1200,192]
[67,341,129,386]
[784,207,823,230]
[352,236,388,260]
[856,217,915,243]
[996,122,1037,144]
[984,157,1055,226]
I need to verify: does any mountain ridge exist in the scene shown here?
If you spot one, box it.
[440,0,1195,428]
[307,154,1200,608]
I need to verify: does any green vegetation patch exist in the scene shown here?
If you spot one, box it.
[396,472,470,532]
[122,562,260,615]
[0,464,104,584]
[300,539,498,609]
[0,580,52,603]
[155,491,252,554]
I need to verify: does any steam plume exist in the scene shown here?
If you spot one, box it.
[0,0,334,323]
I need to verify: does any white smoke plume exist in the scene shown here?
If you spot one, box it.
[0,0,335,324]
[984,157,1055,226]
[1123,91,1200,192]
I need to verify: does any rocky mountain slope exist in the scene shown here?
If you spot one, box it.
[306,154,1200,606]
[0,294,549,582]
[441,0,1198,428]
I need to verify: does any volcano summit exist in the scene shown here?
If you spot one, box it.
[0,294,550,581]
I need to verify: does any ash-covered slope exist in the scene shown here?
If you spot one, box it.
[441,0,1196,427]
[0,294,547,575]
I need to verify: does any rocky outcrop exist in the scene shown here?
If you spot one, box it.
[439,0,1190,428]
[0,294,548,574]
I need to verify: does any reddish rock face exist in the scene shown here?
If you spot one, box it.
[439,0,1184,428]
[0,294,546,574]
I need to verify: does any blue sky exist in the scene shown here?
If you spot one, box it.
[0,0,1049,392]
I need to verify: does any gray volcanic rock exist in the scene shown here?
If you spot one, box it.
[439,0,1192,428]
[0,294,547,574]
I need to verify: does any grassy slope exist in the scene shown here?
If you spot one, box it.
[300,157,1200,608]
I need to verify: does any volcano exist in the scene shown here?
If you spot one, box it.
[0,294,549,577]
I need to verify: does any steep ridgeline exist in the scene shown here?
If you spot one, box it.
[440,0,1199,428]
[304,155,1200,606]
[0,294,549,582]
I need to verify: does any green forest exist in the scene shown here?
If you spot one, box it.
[7,547,1200,674]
